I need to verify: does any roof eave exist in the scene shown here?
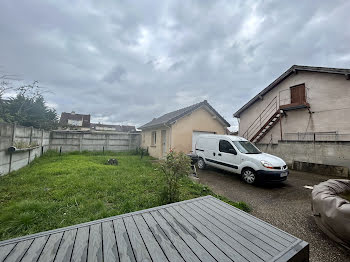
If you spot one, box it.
[138,122,172,130]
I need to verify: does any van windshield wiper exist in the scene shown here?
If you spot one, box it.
[245,152,262,154]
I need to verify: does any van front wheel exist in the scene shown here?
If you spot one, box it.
[197,158,206,170]
[241,168,256,184]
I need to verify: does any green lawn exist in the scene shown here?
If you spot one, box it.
[0,151,249,241]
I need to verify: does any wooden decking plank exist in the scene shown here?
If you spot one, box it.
[4,239,33,262]
[70,226,89,262]
[87,224,103,262]
[54,229,77,262]
[0,243,16,261]
[202,199,292,246]
[184,202,270,261]
[0,196,309,262]
[113,218,136,262]
[190,201,282,255]
[157,208,217,262]
[274,240,309,262]
[0,197,212,248]
[178,204,261,261]
[102,221,119,262]
[133,215,169,262]
[172,205,251,262]
[208,197,296,243]
[123,216,152,262]
[149,211,200,262]
[20,236,48,262]
[37,232,63,262]
[141,212,185,262]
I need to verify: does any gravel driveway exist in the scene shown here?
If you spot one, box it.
[198,168,350,262]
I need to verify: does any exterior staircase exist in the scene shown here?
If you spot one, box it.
[250,110,283,143]
[242,85,310,143]
[242,96,283,143]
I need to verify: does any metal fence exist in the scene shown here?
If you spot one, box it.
[284,132,350,142]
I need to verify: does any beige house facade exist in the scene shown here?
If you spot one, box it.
[140,100,229,158]
[234,65,350,144]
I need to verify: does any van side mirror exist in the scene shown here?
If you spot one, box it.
[228,148,237,155]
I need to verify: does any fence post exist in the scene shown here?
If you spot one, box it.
[106,134,110,152]
[128,133,132,151]
[28,126,33,164]
[41,129,44,155]
[8,123,16,173]
[79,134,82,152]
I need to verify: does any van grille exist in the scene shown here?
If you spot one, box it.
[273,165,288,170]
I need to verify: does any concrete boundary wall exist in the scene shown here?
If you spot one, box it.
[0,123,141,176]
[0,123,50,175]
[49,131,141,153]
[256,141,350,176]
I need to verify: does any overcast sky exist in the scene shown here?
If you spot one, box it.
[1,0,349,130]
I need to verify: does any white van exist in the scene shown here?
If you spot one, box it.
[195,134,288,184]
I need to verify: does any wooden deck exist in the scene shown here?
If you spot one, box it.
[0,196,309,262]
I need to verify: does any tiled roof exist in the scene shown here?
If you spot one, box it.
[139,100,230,129]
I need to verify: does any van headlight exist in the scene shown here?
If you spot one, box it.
[261,160,273,169]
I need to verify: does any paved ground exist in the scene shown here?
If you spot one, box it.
[198,168,350,262]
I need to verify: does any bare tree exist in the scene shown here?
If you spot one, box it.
[1,67,48,104]
[0,72,19,98]
[0,68,57,129]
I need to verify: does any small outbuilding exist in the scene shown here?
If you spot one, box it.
[139,100,230,158]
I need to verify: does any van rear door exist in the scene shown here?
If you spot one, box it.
[202,138,221,168]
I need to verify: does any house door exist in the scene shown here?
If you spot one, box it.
[161,130,166,157]
[290,84,306,104]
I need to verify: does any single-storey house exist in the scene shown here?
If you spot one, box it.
[234,65,350,144]
[139,100,230,158]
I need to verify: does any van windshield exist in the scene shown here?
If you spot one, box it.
[232,141,261,154]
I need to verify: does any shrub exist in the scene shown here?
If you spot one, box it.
[131,147,149,158]
[160,151,191,204]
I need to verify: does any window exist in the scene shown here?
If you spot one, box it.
[232,141,261,154]
[151,131,157,146]
[219,140,236,154]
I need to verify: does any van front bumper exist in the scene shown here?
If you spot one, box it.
[256,170,289,182]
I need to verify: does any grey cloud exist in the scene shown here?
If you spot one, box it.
[103,65,127,83]
[1,0,349,130]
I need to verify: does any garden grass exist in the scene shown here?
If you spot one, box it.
[0,150,249,241]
